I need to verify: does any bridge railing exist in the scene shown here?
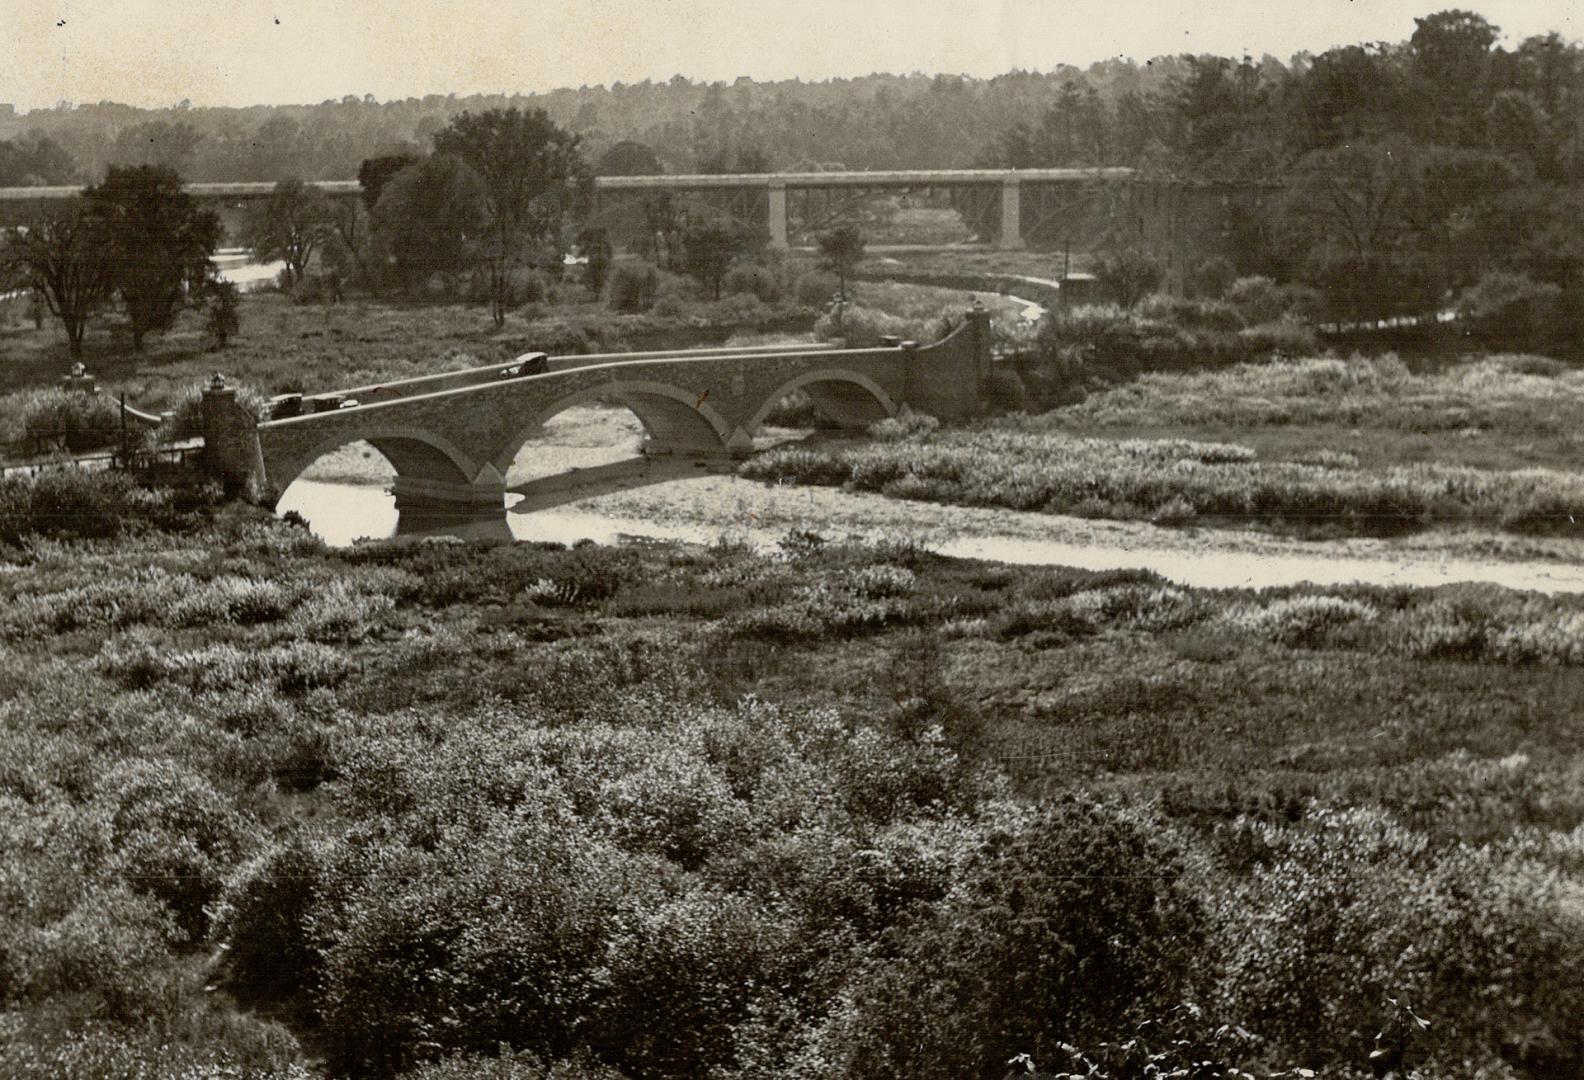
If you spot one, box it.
[256,340,920,430]
[267,340,834,417]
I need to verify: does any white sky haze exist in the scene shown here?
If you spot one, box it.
[1,0,1579,112]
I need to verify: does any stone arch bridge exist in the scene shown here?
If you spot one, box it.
[206,306,992,512]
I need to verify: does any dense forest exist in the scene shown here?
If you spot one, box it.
[1,10,1579,184]
[7,9,1584,338]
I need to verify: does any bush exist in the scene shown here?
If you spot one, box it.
[1093,246,1165,308]
[814,304,932,347]
[793,269,841,307]
[1457,270,1562,352]
[1212,807,1584,1072]
[19,389,123,454]
[826,799,1207,1079]
[0,469,175,547]
[722,262,783,303]
[101,759,260,941]
[607,261,658,312]
[165,380,270,442]
[314,791,636,1076]
[214,832,332,998]
[1224,275,1290,324]
[1187,255,1237,300]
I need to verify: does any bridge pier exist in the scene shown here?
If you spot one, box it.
[391,468,507,513]
[999,176,1024,250]
[767,180,788,249]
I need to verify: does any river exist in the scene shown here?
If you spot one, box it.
[278,468,1584,596]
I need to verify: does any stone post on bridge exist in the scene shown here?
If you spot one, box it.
[60,362,97,395]
[201,373,266,499]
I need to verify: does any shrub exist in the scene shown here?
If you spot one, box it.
[866,407,938,441]
[1457,270,1562,352]
[814,304,930,347]
[7,886,179,1021]
[18,389,123,454]
[1093,246,1164,308]
[722,262,782,303]
[826,799,1207,1079]
[1187,255,1237,299]
[1224,594,1377,648]
[1212,807,1584,1072]
[607,261,658,312]
[101,759,259,941]
[165,380,270,442]
[793,268,841,307]
[590,890,786,1077]
[0,469,174,547]
[1224,275,1287,324]
[214,832,333,998]
[315,801,634,1076]
[204,280,241,348]
[404,1049,624,1080]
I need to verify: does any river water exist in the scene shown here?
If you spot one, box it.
[277,476,1584,596]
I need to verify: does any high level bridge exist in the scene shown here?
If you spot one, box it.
[203,305,993,512]
[0,168,1138,250]
[590,167,1135,250]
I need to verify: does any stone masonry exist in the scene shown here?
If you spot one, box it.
[231,306,992,511]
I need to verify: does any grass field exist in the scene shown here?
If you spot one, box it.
[2,497,1583,1077]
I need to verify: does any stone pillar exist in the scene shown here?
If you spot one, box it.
[767,180,789,250]
[965,300,993,384]
[999,175,1024,250]
[60,362,97,395]
[201,373,266,498]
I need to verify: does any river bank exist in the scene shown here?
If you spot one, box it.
[289,405,1584,594]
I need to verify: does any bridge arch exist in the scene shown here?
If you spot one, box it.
[489,379,734,474]
[747,368,899,432]
[263,423,482,501]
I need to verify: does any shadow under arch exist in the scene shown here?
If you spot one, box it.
[747,368,899,432]
[489,380,733,475]
[264,425,483,504]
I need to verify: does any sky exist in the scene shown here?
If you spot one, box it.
[1,0,1579,112]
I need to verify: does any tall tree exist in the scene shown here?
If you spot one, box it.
[357,152,421,211]
[816,224,866,300]
[370,154,486,292]
[243,178,333,287]
[432,108,588,325]
[85,166,219,353]
[1,202,112,358]
[680,213,753,299]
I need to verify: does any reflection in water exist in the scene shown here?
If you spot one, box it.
[276,478,728,548]
[276,478,1584,595]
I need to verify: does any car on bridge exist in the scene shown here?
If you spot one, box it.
[498,353,549,379]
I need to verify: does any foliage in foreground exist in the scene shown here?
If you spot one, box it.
[2,513,1584,1078]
